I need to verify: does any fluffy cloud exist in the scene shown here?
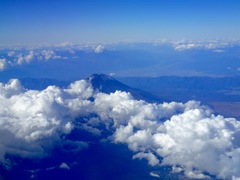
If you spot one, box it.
[0,58,7,70]
[133,152,159,166]
[0,78,240,179]
[25,51,35,62]
[92,92,240,179]
[0,79,93,163]
[39,50,61,60]
[59,162,70,170]
[1,49,65,69]
[15,51,35,65]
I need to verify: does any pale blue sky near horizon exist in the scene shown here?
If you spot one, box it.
[1,0,240,44]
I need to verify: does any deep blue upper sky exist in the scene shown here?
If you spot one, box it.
[1,0,240,44]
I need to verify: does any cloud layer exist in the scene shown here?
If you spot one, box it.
[0,79,240,179]
[172,40,231,51]
[0,44,105,71]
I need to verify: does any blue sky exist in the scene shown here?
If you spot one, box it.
[1,0,240,44]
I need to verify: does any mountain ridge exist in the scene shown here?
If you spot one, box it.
[87,74,163,103]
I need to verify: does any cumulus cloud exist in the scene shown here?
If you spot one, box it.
[0,79,93,162]
[59,162,70,170]
[40,50,61,60]
[133,152,159,166]
[91,92,240,179]
[0,78,240,179]
[25,51,35,62]
[0,49,65,69]
[0,58,7,70]
[15,51,36,65]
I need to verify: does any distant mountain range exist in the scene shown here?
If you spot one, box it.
[117,76,240,91]
[117,76,240,102]
[114,76,240,118]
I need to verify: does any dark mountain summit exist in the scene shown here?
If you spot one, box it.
[88,74,123,93]
[87,74,163,103]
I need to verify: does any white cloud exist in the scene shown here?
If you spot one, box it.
[173,40,230,51]
[0,78,240,179]
[40,50,61,60]
[16,54,24,65]
[81,123,101,136]
[59,162,70,170]
[0,58,7,70]
[0,79,24,97]
[7,51,15,57]
[58,42,73,47]
[213,49,225,53]
[0,79,93,162]
[174,43,198,51]
[94,45,104,53]
[109,72,116,76]
[133,152,159,166]
[0,49,68,70]
[149,172,160,178]
[15,51,35,65]
[25,51,35,62]
[92,91,240,179]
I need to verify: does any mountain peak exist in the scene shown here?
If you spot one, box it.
[87,74,162,103]
[88,74,114,82]
[87,73,127,93]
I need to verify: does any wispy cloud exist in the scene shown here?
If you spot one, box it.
[94,45,105,53]
[172,39,234,51]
